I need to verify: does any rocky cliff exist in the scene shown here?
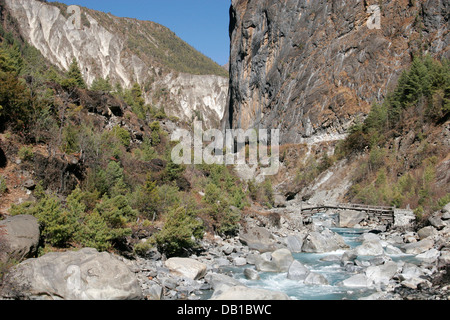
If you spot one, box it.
[225,0,449,144]
[4,0,228,128]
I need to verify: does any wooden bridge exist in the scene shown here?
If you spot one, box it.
[301,203,395,224]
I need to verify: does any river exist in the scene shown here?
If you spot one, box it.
[220,212,419,300]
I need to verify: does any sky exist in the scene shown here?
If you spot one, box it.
[52,0,231,66]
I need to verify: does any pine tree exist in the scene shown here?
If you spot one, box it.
[62,58,86,89]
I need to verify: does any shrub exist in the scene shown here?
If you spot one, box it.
[154,205,204,257]
[133,241,152,257]
[112,125,131,148]
[18,146,34,161]
[90,76,112,92]
[77,211,114,252]
[10,190,79,247]
[149,121,162,146]
[130,176,162,219]
[62,58,86,89]
[94,195,137,229]
[62,124,80,154]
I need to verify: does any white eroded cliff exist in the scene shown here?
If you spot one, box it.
[5,0,228,128]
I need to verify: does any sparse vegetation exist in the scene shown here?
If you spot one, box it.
[335,55,450,218]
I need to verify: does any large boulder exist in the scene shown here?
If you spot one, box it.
[271,248,294,272]
[365,261,399,286]
[416,249,440,264]
[0,248,143,300]
[287,260,310,281]
[428,215,446,230]
[304,272,329,286]
[0,215,40,263]
[438,250,450,268]
[402,238,434,255]
[339,274,373,288]
[285,235,304,253]
[255,249,294,273]
[417,226,438,240]
[355,239,385,256]
[239,227,281,253]
[254,249,293,273]
[165,258,207,280]
[339,210,367,228]
[210,285,290,300]
[301,229,349,253]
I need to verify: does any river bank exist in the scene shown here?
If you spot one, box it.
[1,200,449,300]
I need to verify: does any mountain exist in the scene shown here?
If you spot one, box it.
[4,0,229,128]
[224,0,449,144]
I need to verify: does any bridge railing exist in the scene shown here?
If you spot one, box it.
[334,203,394,211]
[301,203,395,213]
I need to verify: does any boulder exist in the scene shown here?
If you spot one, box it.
[255,252,280,272]
[401,278,431,290]
[233,257,247,266]
[398,263,425,281]
[339,274,373,288]
[402,238,434,255]
[341,250,358,263]
[384,245,403,255]
[304,272,329,286]
[210,285,290,300]
[239,227,281,253]
[417,226,437,240]
[243,268,260,280]
[339,210,367,228]
[271,248,294,272]
[428,215,446,230]
[442,211,450,220]
[165,258,207,280]
[355,240,385,256]
[0,215,40,263]
[438,250,450,267]
[443,202,450,214]
[0,248,143,300]
[365,261,399,286]
[302,229,349,253]
[273,194,287,208]
[205,273,242,291]
[416,249,440,264]
[145,284,163,300]
[285,235,304,253]
[287,260,310,281]
[255,248,294,273]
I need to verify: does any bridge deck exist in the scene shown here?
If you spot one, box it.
[300,203,395,223]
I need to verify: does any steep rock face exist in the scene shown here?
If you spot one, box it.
[5,0,228,128]
[225,0,449,143]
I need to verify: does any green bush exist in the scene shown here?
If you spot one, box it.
[62,124,80,154]
[18,146,34,161]
[154,205,204,257]
[62,58,86,89]
[10,190,79,247]
[112,125,131,148]
[90,76,112,92]
[149,121,162,146]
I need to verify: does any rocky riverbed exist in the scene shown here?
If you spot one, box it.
[1,201,450,300]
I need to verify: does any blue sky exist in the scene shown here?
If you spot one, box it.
[52,0,231,66]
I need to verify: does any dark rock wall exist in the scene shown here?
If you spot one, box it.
[224,0,449,144]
